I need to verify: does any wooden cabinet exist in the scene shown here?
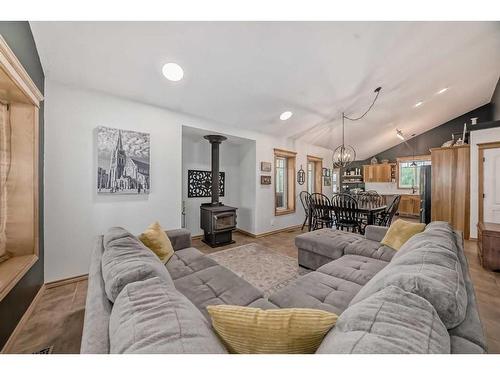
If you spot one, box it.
[477,222,500,271]
[431,145,470,239]
[399,195,421,217]
[363,163,394,183]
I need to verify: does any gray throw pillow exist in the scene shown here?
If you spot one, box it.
[109,277,227,354]
[349,223,467,329]
[317,286,450,354]
[101,226,173,302]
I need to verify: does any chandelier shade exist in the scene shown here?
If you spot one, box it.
[332,144,356,168]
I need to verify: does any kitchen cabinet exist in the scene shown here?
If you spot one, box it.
[398,195,421,217]
[430,145,470,239]
[363,164,395,183]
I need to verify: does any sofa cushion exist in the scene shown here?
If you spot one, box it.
[349,225,467,329]
[295,229,362,259]
[101,227,173,302]
[138,221,174,263]
[317,255,389,286]
[317,286,450,354]
[173,265,263,318]
[166,247,218,280]
[343,239,396,262]
[109,277,227,354]
[269,272,362,315]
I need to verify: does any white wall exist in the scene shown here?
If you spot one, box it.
[470,127,500,238]
[44,81,238,281]
[44,80,334,281]
[181,135,256,236]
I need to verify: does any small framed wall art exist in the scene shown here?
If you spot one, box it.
[261,175,271,185]
[260,162,272,172]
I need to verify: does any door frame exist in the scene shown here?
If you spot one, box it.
[478,141,500,223]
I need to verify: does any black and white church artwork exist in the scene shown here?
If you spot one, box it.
[97,126,150,194]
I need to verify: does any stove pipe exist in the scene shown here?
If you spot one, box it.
[203,135,227,205]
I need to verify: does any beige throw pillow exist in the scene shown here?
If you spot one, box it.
[139,222,174,263]
[207,305,338,354]
[380,219,425,250]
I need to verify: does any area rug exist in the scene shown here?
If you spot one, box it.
[207,243,310,297]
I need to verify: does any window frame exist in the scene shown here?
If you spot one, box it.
[396,155,431,189]
[306,155,323,194]
[274,148,297,216]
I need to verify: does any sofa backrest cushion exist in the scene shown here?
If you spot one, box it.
[101,227,173,302]
[349,222,467,329]
[317,286,450,354]
[109,277,227,354]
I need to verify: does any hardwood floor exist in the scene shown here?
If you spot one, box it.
[2,228,499,354]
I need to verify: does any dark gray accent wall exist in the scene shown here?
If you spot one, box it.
[351,104,493,168]
[0,22,44,349]
[492,77,500,121]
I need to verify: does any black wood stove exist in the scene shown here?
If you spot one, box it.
[200,135,237,247]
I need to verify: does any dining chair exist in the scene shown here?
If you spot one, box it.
[299,191,311,231]
[376,195,401,226]
[331,193,362,233]
[309,193,335,230]
[366,191,385,207]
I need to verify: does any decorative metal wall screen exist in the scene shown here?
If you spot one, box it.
[188,170,225,198]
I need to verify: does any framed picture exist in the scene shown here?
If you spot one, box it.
[97,126,150,194]
[261,162,272,172]
[261,175,271,185]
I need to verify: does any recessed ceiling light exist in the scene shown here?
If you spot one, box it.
[414,101,423,108]
[437,88,448,94]
[280,111,293,121]
[162,63,184,81]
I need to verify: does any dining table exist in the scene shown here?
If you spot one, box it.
[307,200,387,231]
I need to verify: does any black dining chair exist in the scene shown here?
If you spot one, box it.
[331,193,362,233]
[366,191,385,208]
[299,191,311,231]
[376,195,401,226]
[309,193,335,230]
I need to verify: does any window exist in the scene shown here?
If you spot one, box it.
[397,156,431,189]
[307,161,315,193]
[307,155,322,194]
[275,157,288,209]
[274,148,296,215]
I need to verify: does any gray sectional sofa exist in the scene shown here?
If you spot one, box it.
[81,222,486,354]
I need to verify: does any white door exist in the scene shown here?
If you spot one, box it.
[483,148,500,223]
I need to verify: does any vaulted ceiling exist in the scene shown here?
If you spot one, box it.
[30,21,500,159]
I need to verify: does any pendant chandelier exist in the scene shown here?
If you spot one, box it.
[333,87,382,169]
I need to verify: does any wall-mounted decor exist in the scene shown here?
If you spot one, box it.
[297,165,305,185]
[188,170,225,198]
[97,126,150,194]
[324,176,331,186]
[261,161,272,172]
[322,168,331,177]
[261,175,271,185]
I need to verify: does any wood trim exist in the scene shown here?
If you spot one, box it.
[236,225,302,238]
[45,274,88,290]
[478,142,500,224]
[273,148,297,158]
[0,254,38,302]
[396,154,431,162]
[306,154,323,162]
[0,36,43,107]
[1,283,45,353]
[191,234,204,240]
[430,145,470,152]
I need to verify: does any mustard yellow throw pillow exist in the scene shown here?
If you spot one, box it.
[138,222,174,263]
[207,305,338,354]
[380,219,425,250]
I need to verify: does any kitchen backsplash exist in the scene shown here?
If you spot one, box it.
[364,182,418,195]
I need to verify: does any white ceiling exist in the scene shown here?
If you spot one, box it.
[30,21,500,159]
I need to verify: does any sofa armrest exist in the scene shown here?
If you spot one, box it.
[166,228,192,251]
[364,225,389,242]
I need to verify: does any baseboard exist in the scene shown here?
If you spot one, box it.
[1,284,46,353]
[236,224,302,239]
[191,234,204,240]
[45,274,88,289]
